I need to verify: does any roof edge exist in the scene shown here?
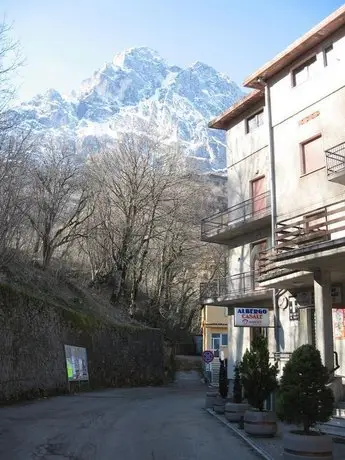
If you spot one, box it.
[208,90,264,130]
[243,5,345,89]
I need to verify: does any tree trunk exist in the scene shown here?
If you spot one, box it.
[42,239,53,269]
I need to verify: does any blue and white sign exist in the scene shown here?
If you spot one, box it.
[234,308,270,328]
[202,350,214,363]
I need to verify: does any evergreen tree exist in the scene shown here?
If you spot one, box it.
[219,359,228,399]
[277,344,334,433]
[233,362,243,403]
[239,335,278,411]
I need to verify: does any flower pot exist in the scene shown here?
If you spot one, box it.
[283,430,333,460]
[224,402,250,422]
[244,409,277,437]
[213,396,231,414]
[213,397,226,414]
[205,391,218,409]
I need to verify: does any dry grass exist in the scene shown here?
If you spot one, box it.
[0,255,135,326]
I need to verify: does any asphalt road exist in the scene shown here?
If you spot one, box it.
[0,372,260,460]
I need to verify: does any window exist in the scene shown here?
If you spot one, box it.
[292,56,317,87]
[300,135,324,175]
[246,109,264,133]
[324,44,335,67]
[211,333,228,350]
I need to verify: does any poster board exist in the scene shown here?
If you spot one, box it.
[64,345,89,381]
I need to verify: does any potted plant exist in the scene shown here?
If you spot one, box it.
[239,335,279,437]
[224,362,249,422]
[213,358,229,414]
[277,344,334,459]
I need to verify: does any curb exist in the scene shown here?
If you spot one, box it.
[205,408,275,460]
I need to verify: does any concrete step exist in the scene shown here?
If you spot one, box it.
[334,407,345,418]
[332,400,345,418]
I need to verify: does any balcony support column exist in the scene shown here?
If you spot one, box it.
[313,268,334,371]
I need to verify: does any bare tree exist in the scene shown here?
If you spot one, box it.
[142,174,226,331]
[25,136,93,269]
[0,19,23,129]
[86,133,184,305]
[80,131,227,332]
[0,129,35,263]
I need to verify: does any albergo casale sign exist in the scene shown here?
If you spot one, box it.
[234,308,269,328]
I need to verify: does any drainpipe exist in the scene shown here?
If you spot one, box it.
[259,78,280,354]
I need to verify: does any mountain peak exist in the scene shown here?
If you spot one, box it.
[45,88,63,100]
[15,47,244,171]
[113,47,164,68]
[190,61,213,71]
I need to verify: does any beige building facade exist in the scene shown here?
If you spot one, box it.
[201,5,345,401]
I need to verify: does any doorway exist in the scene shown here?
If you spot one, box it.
[251,176,266,216]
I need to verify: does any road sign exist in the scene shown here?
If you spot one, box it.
[202,350,214,363]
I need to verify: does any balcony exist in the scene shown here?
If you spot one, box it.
[200,271,272,307]
[257,199,345,286]
[258,247,312,288]
[326,141,345,184]
[201,191,271,246]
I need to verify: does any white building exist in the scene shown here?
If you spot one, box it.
[201,4,345,403]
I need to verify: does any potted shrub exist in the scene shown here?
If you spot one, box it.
[239,335,279,437]
[213,358,229,414]
[225,362,249,422]
[277,344,334,460]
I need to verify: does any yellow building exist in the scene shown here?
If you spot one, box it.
[201,305,228,385]
[201,305,228,355]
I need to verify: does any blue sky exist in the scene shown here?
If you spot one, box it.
[2,0,344,101]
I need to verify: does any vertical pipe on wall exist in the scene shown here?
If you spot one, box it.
[263,81,280,353]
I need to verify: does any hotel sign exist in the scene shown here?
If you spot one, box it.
[234,308,270,328]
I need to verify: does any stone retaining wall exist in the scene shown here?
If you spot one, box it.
[0,284,164,401]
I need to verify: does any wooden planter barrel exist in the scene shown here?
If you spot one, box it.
[224,402,250,422]
[205,391,218,409]
[244,410,277,437]
[283,431,333,460]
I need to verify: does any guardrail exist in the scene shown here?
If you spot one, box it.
[200,271,267,302]
[325,141,345,177]
[201,191,271,239]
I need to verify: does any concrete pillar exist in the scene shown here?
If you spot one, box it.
[313,269,334,371]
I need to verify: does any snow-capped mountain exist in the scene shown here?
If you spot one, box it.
[15,47,244,171]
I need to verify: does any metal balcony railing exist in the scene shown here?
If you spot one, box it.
[201,191,271,239]
[325,141,345,177]
[200,271,267,303]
